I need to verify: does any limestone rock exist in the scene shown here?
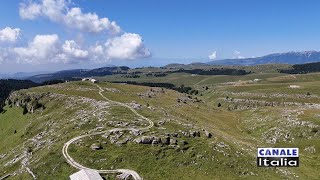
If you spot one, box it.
[90,143,102,150]
[161,136,170,145]
[170,138,177,145]
[204,130,212,138]
[134,136,154,144]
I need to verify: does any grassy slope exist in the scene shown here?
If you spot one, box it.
[0,72,319,179]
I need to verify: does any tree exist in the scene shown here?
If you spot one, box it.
[218,103,222,107]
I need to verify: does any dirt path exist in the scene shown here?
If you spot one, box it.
[62,84,154,180]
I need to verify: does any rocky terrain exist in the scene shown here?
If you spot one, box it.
[0,73,319,179]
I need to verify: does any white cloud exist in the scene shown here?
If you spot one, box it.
[0,0,151,65]
[58,40,89,63]
[233,50,245,59]
[89,44,105,62]
[0,48,10,63]
[19,2,42,20]
[208,51,217,60]
[12,34,91,64]
[104,33,151,60]
[14,34,60,64]
[19,0,121,34]
[0,32,150,64]
[0,27,21,42]
[64,7,121,34]
[20,0,67,21]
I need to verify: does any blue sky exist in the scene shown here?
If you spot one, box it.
[1,0,320,72]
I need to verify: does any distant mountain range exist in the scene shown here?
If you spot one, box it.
[208,51,320,65]
[3,51,320,83]
[27,66,130,83]
[0,71,53,80]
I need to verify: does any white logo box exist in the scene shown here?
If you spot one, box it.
[257,148,299,157]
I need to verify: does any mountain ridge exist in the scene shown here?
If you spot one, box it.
[208,51,320,65]
[27,66,130,83]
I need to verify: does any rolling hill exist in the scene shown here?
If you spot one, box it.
[1,73,320,179]
[27,66,130,83]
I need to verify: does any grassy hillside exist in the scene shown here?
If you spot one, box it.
[0,74,319,179]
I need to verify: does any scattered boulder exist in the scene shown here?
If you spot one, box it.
[133,138,142,144]
[216,142,228,148]
[179,140,188,146]
[152,137,161,144]
[304,146,316,154]
[110,137,118,144]
[131,130,143,136]
[172,133,179,138]
[161,136,170,145]
[141,136,153,144]
[170,138,177,145]
[181,131,190,137]
[152,139,160,145]
[90,143,102,150]
[190,130,200,137]
[134,136,154,144]
[204,130,212,138]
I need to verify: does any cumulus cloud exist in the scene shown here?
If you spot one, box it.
[12,34,91,64]
[0,27,21,42]
[57,40,89,63]
[0,1,151,65]
[19,2,43,20]
[19,0,121,34]
[64,7,121,34]
[104,33,151,60]
[14,34,60,64]
[0,33,150,64]
[208,51,217,60]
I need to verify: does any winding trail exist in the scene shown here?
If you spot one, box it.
[62,84,154,180]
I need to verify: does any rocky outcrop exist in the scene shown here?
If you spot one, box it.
[130,130,143,136]
[6,92,46,114]
[152,137,161,145]
[133,136,154,144]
